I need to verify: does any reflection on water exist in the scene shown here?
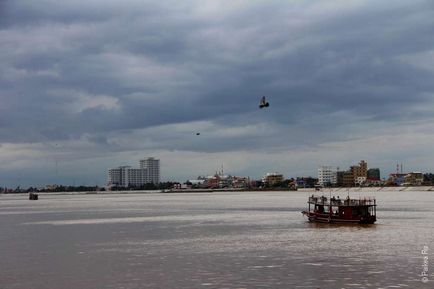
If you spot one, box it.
[0,191,433,289]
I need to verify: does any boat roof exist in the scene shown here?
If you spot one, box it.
[308,195,376,207]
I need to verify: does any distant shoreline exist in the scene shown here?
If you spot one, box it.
[2,186,434,196]
[298,186,434,193]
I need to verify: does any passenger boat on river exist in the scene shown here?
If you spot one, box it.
[301,195,376,224]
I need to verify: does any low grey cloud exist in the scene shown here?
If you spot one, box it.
[1,0,434,186]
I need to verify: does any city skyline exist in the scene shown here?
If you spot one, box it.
[1,1,434,187]
[2,156,430,189]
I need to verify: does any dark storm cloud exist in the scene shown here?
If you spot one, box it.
[1,0,434,149]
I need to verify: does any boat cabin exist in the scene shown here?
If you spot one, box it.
[302,195,376,224]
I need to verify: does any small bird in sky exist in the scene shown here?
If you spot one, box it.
[196,132,200,135]
[259,96,269,109]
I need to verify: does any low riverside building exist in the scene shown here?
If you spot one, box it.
[296,177,318,188]
[262,172,284,186]
[188,171,250,189]
[365,178,384,186]
[172,183,189,190]
[388,173,407,186]
[403,172,423,186]
[232,177,250,188]
[318,166,337,187]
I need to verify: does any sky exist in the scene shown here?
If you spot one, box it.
[1,0,434,187]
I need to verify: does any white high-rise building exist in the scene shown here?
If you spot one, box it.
[108,166,131,187]
[108,157,160,187]
[318,166,337,187]
[140,157,160,184]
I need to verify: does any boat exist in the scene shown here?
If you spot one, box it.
[301,194,376,224]
[29,192,39,200]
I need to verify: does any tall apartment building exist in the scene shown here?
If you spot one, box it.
[318,166,337,187]
[352,160,367,185]
[140,157,160,184]
[108,166,131,187]
[341,160,368,186]
[367,168,381,180]
[352,160,367,179]
[108,157,160,187]
[336,171,345,186]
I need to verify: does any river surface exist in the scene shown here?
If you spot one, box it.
[0,190,433,289]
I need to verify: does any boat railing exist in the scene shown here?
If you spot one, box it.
[308,195,376,206]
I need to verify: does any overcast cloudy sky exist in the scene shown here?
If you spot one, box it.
[1,0,434,187]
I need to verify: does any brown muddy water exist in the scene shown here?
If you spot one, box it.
[0,190,433,289]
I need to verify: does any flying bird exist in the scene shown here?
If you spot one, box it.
[259,96,269,109]
[196,133,200,135]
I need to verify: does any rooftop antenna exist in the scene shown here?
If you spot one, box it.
[401,163,403,174]
[54,143,59,184]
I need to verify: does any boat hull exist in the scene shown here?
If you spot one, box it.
[302,211,376,224]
